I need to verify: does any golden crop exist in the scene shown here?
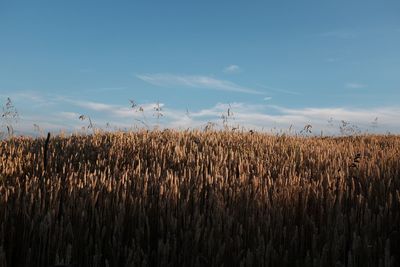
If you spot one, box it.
[0,130,399,266]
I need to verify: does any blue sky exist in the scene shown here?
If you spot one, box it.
[1,0,399,135]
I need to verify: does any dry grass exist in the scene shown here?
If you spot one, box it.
[0,130,399,266]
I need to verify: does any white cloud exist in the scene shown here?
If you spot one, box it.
[1,91,43,103]
[346,82,366,89]
[136,73,264,95]
[80,101,115,112]
[11,113,82,136]
[223,65,241,74]
[63,98,164,119]
[255,84,300,95]
[0,91,57,108]
[190,104,400,134]
[59,112,81,120]
[4,93,400,135]
[263,96,272,101]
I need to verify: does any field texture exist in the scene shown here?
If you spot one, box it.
[0,131,399,267]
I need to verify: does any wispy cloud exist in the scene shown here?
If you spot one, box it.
[14,113,83,135]
[223,65,241,74]
[263,96,272,101]
[0,91,56,108]
[1,91,43,102]
[72,100,116,112]
[136,73,264,95]
[63,98,164,119]
[5,92,400,135]
[188,103,400,133]
[267,105,399,130]
[59,112,81,120]
[255,84,300,95]
[346,82,366,89]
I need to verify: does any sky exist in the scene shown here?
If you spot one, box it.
[0,0,399,135]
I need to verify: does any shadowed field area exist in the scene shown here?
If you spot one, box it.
[0,131,399,267]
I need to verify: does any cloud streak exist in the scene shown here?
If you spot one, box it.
[62,98,164,119]
[136,73,264,95]
[255,84,300,95]
[65,98,400,134]
[223,65,241,74]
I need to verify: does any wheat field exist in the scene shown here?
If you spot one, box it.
[0,130,399,267]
